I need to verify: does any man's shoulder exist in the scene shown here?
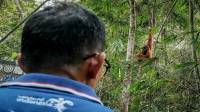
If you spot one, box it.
[0,86,113,112]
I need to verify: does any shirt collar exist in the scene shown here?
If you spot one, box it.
[0,73,102,105]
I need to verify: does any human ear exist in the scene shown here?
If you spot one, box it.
[17,53,27,72]
[87,52,105,79]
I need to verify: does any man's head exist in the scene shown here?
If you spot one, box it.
[18,2,106,88]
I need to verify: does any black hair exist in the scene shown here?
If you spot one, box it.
[21,2,105,71]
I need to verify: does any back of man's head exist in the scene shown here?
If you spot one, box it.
[21,2,105,71]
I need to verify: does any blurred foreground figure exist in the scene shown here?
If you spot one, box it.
[0,2,112,112]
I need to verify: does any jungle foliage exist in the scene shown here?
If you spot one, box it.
[1,0,200,112]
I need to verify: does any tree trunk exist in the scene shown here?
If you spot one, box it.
[189,0,200,89]
[191,0,200,13]
[150,0,156,28]
[161,28,169,65]
[122,0,136,112]
[126,0,136,60]
[13,0,24,18]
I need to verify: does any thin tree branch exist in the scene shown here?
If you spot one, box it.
[13,0,24,18]
[154,0,177,56]
[155,0,178,42]
[0,0,50,44]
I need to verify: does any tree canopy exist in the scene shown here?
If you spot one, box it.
[1,0,200,111]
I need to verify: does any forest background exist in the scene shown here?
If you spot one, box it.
[0,0,200,112]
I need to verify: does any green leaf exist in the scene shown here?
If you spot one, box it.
[175,61,195,69]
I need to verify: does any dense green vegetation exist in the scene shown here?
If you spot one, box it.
[1,0,200,112]
[0,0,36,60]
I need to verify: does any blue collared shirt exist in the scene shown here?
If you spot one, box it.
[0,73,112,112]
